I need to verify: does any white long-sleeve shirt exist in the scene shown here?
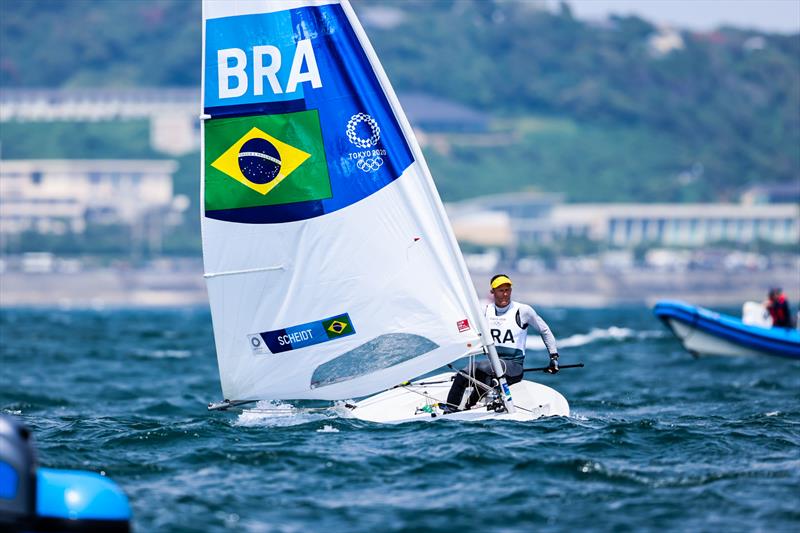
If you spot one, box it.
[487,301,558,363]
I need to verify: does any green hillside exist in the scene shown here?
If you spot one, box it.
[1,0,798,203]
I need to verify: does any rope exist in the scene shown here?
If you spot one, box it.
[397,385,460,409]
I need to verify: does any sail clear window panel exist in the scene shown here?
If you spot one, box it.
[310,333,439,389]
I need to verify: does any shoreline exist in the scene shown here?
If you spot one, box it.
[1,266,797,310]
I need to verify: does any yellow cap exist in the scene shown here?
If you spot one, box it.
[490,275,513,289]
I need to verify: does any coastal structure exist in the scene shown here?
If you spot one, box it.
[0,88,486,156]
[552,203,800,247]
[448,192,800,248]
[0,88,200,156]
[0,159,180,235]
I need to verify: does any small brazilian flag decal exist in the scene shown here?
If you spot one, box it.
[254,312,356,355]
[204,110,331,212]
[322,314,355,338]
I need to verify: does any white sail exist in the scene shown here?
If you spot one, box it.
[201,0,486,401]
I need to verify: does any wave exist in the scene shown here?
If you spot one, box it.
[132,349,193,359]
[526,326,665,351]
[234,400,339,428]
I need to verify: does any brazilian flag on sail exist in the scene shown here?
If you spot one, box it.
[322,314,355,339]
[204,110,331,212]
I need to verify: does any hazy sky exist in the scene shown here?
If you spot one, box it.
[565,0,800,33]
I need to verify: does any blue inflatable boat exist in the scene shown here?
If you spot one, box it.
[0,415,131,532]
[653,300,800,359]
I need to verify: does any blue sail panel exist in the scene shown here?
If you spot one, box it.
[204,4,413,224]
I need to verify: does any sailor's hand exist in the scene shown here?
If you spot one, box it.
[545,354,559,374]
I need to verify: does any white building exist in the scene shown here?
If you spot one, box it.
[448,192,800,248]
[648,26,685,58]
[0,88,199,156]
[0,88,491,156]
[550,203,800,246]
[0,159,178,235]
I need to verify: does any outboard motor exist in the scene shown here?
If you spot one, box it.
[0,415,132,532]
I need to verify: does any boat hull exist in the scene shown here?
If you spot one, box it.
[654,300,800,359]
[348,372,569,423]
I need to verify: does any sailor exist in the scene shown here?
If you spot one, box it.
[443,274,559,412]
[765,287,792,328]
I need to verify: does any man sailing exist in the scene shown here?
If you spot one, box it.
[443,274,560,413]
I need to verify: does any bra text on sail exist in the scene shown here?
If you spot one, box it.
[218,39,322,99]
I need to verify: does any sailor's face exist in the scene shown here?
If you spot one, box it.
[492,284,512,307]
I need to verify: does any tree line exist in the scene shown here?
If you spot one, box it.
[1,0,797,203]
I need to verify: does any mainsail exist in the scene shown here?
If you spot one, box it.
[201,0,493,402]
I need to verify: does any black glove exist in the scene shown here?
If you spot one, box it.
[545,353,559,374]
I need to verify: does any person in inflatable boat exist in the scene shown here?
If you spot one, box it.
[766,287,793,328]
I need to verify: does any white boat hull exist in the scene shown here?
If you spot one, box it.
[348,372,569,423]
[666,318,766,358]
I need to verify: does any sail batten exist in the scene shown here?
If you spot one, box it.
[201,0,485,401]
[204,265,286,279]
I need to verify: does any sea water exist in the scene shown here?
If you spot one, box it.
[1,307,798,532]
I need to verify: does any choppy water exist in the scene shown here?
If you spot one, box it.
[2,307,798,532]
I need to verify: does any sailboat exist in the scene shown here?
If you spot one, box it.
[200,0,570,423]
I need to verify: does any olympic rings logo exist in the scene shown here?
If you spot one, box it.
[346,113,381,148]
[356,157,384,173]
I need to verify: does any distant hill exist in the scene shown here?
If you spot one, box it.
[1,0,798,203]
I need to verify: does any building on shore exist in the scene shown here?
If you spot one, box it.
[0,88,200,156]
[448,192,800,248]
[740,183,800,205]
[0,88,489,156]
[551,203,800,247]
[0,159,181,235]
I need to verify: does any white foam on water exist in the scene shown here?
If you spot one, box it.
[316,424,340,433]
[330,402,357,419]
[151,349,192,358]
[133,349,192,359]
[526,326,665,350]
[235,400,334,428]
[765,411,780,417]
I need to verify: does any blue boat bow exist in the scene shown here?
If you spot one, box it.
[654,300,800,359]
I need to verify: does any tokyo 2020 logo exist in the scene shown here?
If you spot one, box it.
[345,113,385,173]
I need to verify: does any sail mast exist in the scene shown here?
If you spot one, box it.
[339,0,516,413]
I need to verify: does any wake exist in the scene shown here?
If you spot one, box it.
[526,326,665,351]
